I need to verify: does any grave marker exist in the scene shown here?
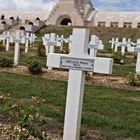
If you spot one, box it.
[120,38,127,63]
[136,49,140,73]
[5,32,10,51]
[89,35,99,57]
[25,33,30,53]
[43,34,50,56]
[127,45,140,73]
[114,38,119,52]
[14,31,21,66]
[2,32,6,46]
[109,38,115,49]
[47,28,113,140]
[47,33,56,70]
[68,35,72,51]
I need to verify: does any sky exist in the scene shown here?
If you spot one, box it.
[0,0,140,12]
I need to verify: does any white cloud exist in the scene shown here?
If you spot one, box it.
[0,0,140,12]
[93,0,140,11]
[0,0,57,11]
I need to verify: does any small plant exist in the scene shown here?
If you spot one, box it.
[85,72,92,81]
[0,56,13,67]
[113,52,124,64]
[62,46,69,54]
[0,96,47,140]
[28,60,42,75]
[37,46,45,57]
[0,45,4,51]
[127,72,140,86]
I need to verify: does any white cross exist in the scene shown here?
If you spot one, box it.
[2,32,6,46]
[48,33,56,54]
[127,38,131,48]
[5,32,11,51]
[60,35,64,51]
[21,36,26,44]
[120,38,128,63]
[43,34,50,56]
[14,31,21,66]
[127,45,140,73]
[114,38,120,52]
[98,40,104,50]
[25,33,30,53]
[33,34,37,44]
[30,33,36,46]
[120,38,127,55]
[68,35,72,51]
[47,28,113,140]
[10,35,14,44]
[56,35,64,51]
[109,38,115,49]
[46,33,57,70]
[136,49,140,73]
[89,35,99,57]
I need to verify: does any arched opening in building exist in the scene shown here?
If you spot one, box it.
[56,15,72,26]
[20,26,25,30]
[10,17,14,20]
[2,21,6,24]
[36,17,40,21]
[29,22,34,26]
[60,18,72,25]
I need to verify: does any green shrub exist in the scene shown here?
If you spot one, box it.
[127,72,140,86]
[62,46,69,54]
[37,46,45,57]
[0,45,4,51]
[28,61,42,75]
[0,56,13,67]
[113,52,124,64]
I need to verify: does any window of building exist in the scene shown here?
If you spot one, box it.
[123,22,132,28]
[98,22,106,27]
[110,22,119,27]
[137,23,140,28]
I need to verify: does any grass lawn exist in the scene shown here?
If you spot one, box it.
[0,72,140,139]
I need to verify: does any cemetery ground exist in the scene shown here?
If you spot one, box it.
[0,26,140,140]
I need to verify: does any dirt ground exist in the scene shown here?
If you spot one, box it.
[0,65,139,91]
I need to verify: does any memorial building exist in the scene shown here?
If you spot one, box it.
[47,0,140,28]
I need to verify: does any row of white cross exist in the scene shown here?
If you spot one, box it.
[42,33,108,72]
[109,38,140,72]
[0,31,37,65]
[0,31,36,52]
[47,28,113,140]
[42,33,104,57]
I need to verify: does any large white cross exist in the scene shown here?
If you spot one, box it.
[47,28,113,140]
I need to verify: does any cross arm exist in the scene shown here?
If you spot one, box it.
[47,53,113,74]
